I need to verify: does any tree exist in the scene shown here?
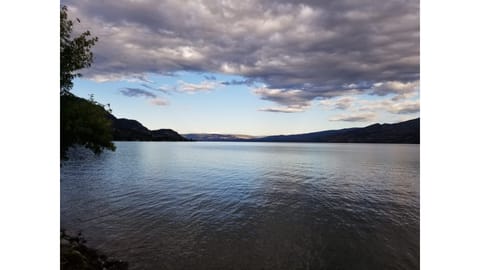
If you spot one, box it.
[60,6,115,160]
[61,5,98,94]
[61,94,116,160]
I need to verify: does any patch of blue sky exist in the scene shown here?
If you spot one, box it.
[70,71,418,136]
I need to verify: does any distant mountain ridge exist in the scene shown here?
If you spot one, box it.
[183,133,258,141]
[183,118,420,144]
[65,95,418,144]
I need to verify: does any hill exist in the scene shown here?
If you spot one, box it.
[181,118,420,144]
[107,114,188,141]
[256,118,420,144]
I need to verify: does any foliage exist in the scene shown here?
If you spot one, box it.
[61,93,116,160]
[61,5,98,94]
[60,6,115,160]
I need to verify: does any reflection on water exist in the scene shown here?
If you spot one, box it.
[61,142,419,270]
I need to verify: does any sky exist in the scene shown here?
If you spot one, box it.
[63,0,419,136]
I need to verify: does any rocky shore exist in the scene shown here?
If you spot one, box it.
[61,230,128,270]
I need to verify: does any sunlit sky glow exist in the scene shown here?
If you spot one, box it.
[64,0,419,136]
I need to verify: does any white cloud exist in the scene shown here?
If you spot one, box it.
[258,105,309,113]
[318,96,356,110]
[149,97,169,106]
[330,112,376,122]
[371,80,419,98]
[387,100,420,114]
[177,80,220,93]
[358,99,420,114]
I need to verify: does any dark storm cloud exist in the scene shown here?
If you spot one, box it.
[120,87,157,98]
[63,0,419,108]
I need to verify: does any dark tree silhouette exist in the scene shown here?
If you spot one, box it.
[61,5,98,94]
[60,6,115,160]
[61,94,116,160]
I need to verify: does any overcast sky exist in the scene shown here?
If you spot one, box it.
[63,0,419,135]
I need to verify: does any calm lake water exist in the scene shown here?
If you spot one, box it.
[61,142,419,270]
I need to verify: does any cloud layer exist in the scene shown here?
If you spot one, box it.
[178,80,219,93]
[330,112,376,122]
[64,0,419,110]
[120,87,156,98]
[119,87,168,106]
[319,95,419,122]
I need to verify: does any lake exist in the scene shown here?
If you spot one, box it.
[61,142,419,270]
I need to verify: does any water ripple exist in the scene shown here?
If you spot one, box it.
[61,142,419,270]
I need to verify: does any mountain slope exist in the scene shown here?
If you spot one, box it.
[151,129,187,141]
[182,119,419,144]
[257,118,420,144]
[107,113,188,141]
[255,127,359,142]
